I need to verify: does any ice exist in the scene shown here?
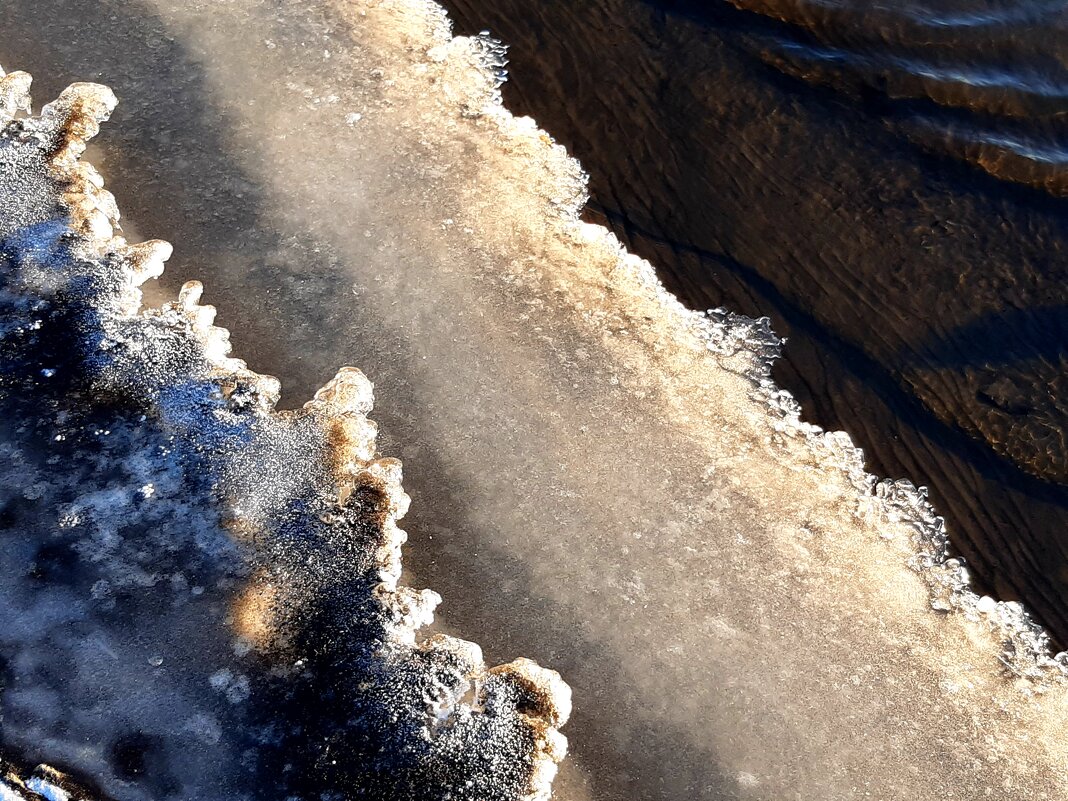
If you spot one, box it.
[2,1,1068,800]
[24,777,69,801]
[0,62,568,801]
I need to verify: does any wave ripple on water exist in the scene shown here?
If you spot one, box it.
[731,0,1068,191]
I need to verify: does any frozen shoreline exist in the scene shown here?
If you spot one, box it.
[3,1,1068,798]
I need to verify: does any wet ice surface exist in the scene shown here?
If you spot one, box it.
[2,1,1068,800]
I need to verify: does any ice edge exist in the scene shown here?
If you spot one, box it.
[0,62,570,800]
[406,0,1068,685]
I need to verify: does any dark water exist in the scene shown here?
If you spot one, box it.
[724,0,1068,193]
[441,0,1068,645]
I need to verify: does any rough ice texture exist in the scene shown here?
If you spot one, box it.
[700,308,1068,682]
[4,2,1068,799]
[0,65,569,801]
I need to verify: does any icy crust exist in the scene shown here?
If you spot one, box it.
[693,307,1068,684]
[0,68,569,800]
[1,762,93,801]
[389,0,1068,687]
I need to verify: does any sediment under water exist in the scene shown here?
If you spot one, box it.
[440,0,1068,647]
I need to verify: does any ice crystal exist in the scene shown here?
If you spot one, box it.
[0,65,568,801]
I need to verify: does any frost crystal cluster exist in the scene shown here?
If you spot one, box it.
[0,66,569,801]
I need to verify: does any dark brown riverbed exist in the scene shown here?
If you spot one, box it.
[442,0,1068,646]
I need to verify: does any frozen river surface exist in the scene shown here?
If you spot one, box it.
[1,2,1067,799]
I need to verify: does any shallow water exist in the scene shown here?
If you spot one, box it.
[441,0,1068,646]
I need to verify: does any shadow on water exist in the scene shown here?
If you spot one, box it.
[911,304,1068,367]
[0,2,743,798]
[440,0,1068,645]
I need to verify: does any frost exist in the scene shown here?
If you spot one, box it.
[24,777,69,801]
[0,66,568,801]
[696,302,1068,683]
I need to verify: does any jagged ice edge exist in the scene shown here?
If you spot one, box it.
[421,0,1068,686]
[0,62,571,799]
